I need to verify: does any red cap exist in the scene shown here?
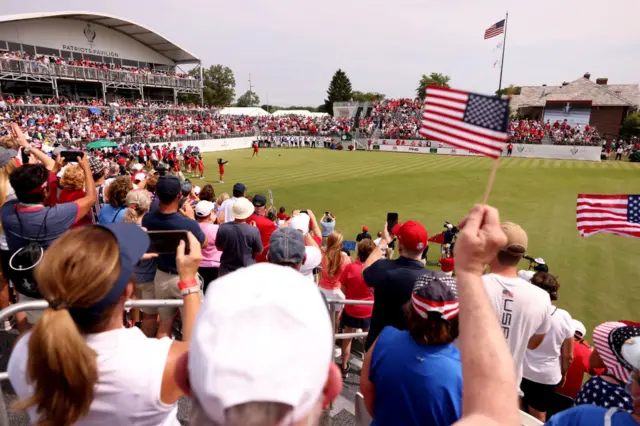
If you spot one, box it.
[362,226,368,232]
[392,221,428,251]
[440,257,454,273]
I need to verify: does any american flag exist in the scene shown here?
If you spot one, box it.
[577,194,640,238]
[593,322,631,383]
[484,19,505,39]
[419,86,509,159]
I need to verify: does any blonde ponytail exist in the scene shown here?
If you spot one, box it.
[14,309,98,426]
[14,226,122,426]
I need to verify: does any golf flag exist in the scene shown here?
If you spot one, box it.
[485,19,506,39]
[577,194,640,238]
[419,86,509,159]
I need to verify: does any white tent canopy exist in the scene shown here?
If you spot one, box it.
[272,109,312,116]
[217,107,270,117]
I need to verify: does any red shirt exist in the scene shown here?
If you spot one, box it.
[339,260,374,318]
[248,213,278,262]
[556,340,605,399]
[219,164,225,173]
[58,189,92,227]
[46,172,59,207]
[277,212,289,221]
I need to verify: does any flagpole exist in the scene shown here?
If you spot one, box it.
[497,11,509,93]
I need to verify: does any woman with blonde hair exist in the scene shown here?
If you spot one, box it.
[216,192,230,223]
[8,223,203,426]
[123,190,158,336]
[319,231,351,333]
[59,165,92,228]
[98,176,132,224]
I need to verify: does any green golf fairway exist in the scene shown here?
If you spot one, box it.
[189,148,640,333]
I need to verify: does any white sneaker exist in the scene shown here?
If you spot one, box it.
[3,320,12,331]
[334,347,342,358]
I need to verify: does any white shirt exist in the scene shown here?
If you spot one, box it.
[299,245,322,280]
[482,273,553,389]
[219,196,239,223]
[9,327,179,426]
[373,237,388,258]
[523,307,573,385]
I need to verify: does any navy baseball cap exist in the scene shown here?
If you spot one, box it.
[233,182,247,193]
[253,194,267,207]
[156,175,182,199]
[69,223,149,323]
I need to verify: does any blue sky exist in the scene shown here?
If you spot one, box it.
[5,0,640,106]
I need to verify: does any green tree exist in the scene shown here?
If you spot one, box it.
[496,85,522,97]
[324,69,353,116]
[351,91,385,102]
[236,90,260,107]
[416,72,451,100]
[195,65,236,107]
[620,111,640,137]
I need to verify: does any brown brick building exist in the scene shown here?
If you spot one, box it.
[510,73,640,140]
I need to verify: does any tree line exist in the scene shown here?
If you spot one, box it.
[181,64,454,115]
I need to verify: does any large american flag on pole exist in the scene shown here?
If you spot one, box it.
[576,194,640,238]
[484,19,505,39]
[419,86,509,159]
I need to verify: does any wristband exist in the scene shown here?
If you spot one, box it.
[178,278,198,291]
[181,286,200,297]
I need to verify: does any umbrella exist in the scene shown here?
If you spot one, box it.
[86,140,118,149]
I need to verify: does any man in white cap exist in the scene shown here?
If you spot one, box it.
[288,212,322,280]
[173,263,343,426]
[215,197,263,276]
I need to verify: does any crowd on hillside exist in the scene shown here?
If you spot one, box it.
[1,50,195,79]
[0,91,610,147]
[0,122,636,426]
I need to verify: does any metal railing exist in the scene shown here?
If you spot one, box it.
[0,59,202,90]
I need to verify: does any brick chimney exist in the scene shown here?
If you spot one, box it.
[584,72,591,80]
[596,77,608,85]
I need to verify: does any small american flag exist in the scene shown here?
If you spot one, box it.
[419,86,509,159]
[576,194,640,238]
[484,19,505,39]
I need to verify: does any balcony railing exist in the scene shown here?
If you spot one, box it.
[0,59,202,90]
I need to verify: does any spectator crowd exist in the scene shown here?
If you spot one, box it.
[0,120,634,426]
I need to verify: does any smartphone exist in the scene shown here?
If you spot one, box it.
[146,230,190,254]
[386,212,399,234]
[21,149,31,165]
[61,150,85,163]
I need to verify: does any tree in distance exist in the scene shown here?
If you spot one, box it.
[351,91,386,102]
[236,90,260,107]
[179,64,236,107]
[324,69,353,116]
[416,72,451,100]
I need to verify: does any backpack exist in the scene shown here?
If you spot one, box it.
[6,208,51,299]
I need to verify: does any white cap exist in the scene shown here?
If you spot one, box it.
[195,201,216,218]
[189,263,333,424]
[194,185,201,195]
[446,223,453,229]
[517,270,535,282]
[132,163,143,171]
[231,197,254,220]
[572,319,587,339]
[290,213,310,234]
[621,336,640,371]
[134,172,146,182]
[534,257,546,265]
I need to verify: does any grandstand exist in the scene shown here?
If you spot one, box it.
[0,11,203,105]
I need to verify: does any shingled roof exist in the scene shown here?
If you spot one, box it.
[510,77,639,109]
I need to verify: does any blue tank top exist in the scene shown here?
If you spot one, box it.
[370,327,463,426]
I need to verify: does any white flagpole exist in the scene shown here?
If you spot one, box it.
[497,12,509,94]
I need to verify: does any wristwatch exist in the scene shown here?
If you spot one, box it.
[178,278,199,296]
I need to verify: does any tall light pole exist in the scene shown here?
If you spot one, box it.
[248,73,254,106]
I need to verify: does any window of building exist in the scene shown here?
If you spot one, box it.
[84,54,103,62]
[0,41,8,51]
[21,44,35,54]
[35,46,61,57]
[7,42,21,52]
[121,59,138,67]
[60,50,73,60]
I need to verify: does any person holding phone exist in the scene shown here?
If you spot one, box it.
[1,150,97,329]
[142,175,206,339]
